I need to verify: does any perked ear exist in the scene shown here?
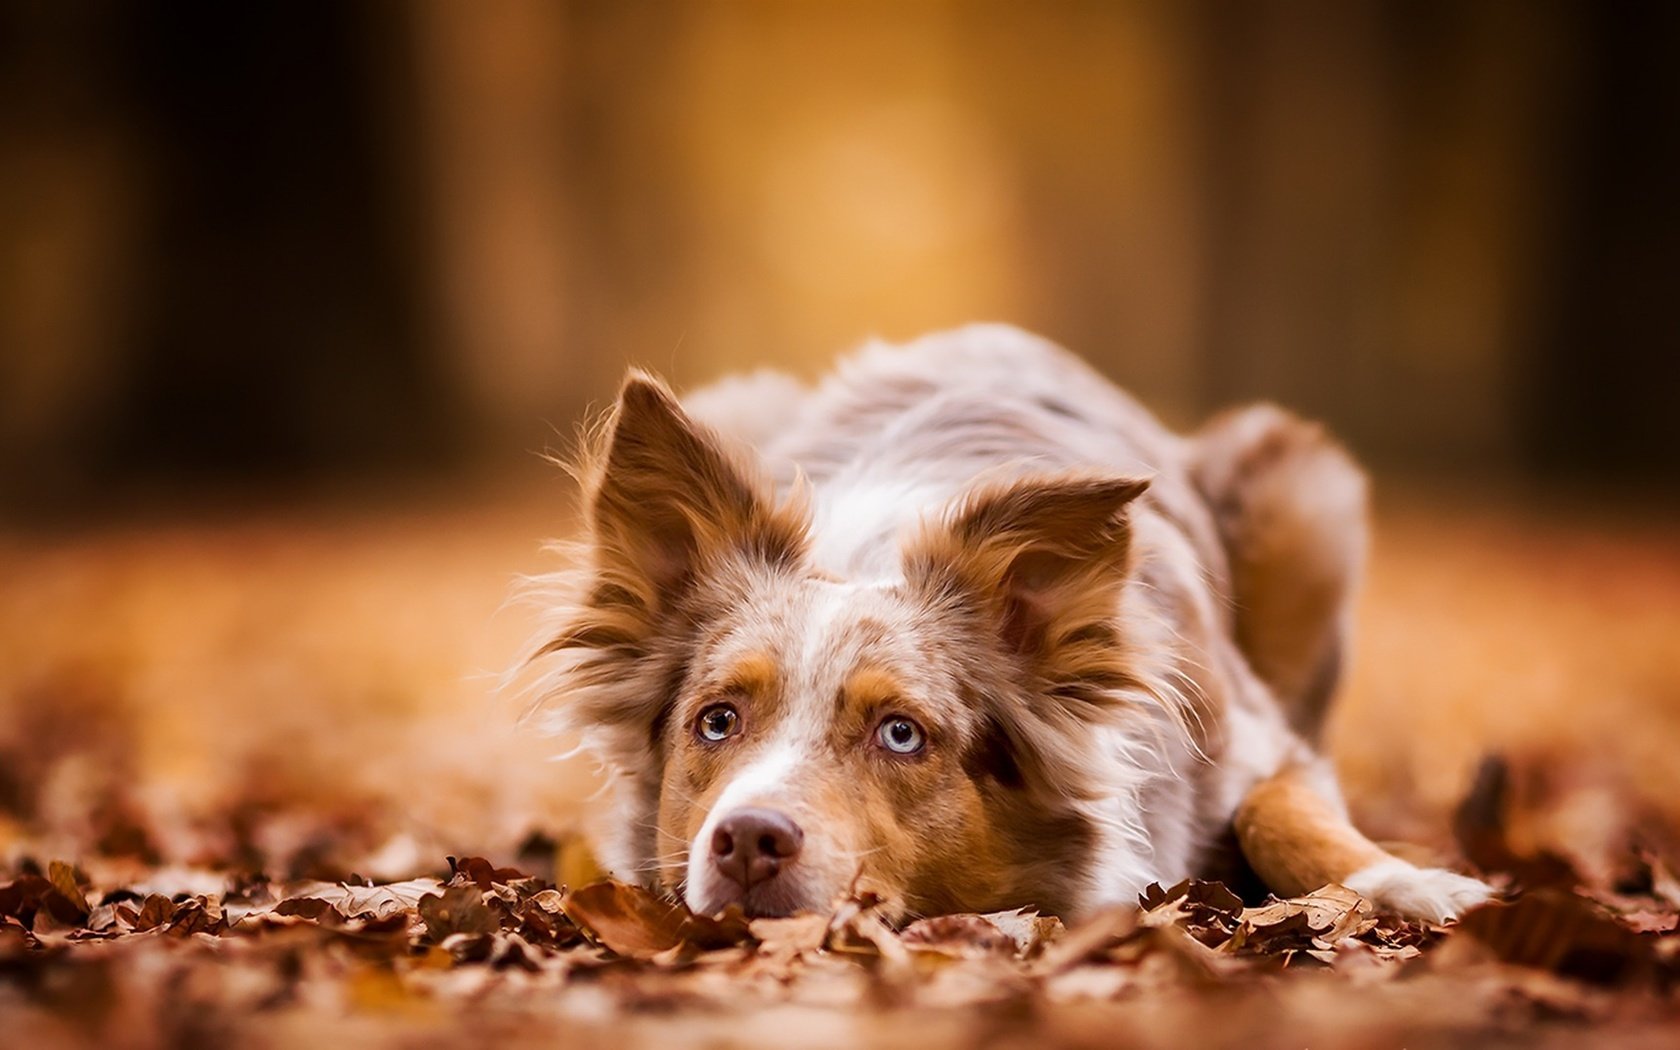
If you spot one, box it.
[585,370,803,610]
[906,474,1150,661]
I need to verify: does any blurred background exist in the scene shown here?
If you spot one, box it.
[0,2,1676,881]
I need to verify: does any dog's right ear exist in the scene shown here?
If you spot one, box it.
[585,371,803,611]
[905,473,1149,663]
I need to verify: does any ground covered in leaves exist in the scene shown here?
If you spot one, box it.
[3,487,1679,1048]
[5,818,1680,1050]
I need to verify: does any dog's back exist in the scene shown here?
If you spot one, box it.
[688,323,1360,745]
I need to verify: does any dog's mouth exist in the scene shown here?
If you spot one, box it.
[685,865,824,918]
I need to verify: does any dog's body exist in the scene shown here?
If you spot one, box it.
[530,325,1490,923]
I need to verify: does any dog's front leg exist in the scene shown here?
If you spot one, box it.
[1234,764,1493,924]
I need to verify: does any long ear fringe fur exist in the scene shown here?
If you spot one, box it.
[500,392,658,771]
[501,381,810,780]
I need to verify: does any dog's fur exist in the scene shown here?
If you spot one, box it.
[524,325,1491,923]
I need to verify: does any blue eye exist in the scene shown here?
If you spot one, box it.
[696,704,740,742]
[877,716,925,755]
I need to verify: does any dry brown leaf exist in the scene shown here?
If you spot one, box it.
[1236,884,1374,946]
[0,873,89,929]
[900,914,1018,958]
[1140,879,1245,945]
[1033,906,1138,975]
[977,908,1065,958]
[284,878,444,921]
[448,855,529,890]
[46,861,90,919]
[560,879,753,959]
[418,884,499,942]
[749,911,831,961]
[1644,850,1680,910]
[121,893,176,931]
[1455,889,1658,987]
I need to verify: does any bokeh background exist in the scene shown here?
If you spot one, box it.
[1,1,1677,881]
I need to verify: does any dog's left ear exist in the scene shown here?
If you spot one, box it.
[905,474,1149,660]
[585,371,804,611]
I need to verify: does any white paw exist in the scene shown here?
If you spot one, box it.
[1343,858,1494,924]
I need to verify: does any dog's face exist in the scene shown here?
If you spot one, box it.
[659,574,1001,916]
[544,374,1148,919]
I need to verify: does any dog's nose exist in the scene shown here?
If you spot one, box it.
[710,807,803,890]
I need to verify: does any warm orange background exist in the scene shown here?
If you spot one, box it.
[1,3,1675,874]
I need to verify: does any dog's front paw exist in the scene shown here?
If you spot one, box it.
[1343,858,1494,924]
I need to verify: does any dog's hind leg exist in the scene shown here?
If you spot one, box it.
[1235,763,1492,923]
[1190,405,1369,743]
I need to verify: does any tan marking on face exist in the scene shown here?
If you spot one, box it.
[842,666,905,713]
[713,651,778,700]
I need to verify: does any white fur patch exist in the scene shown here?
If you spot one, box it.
[795,582,853,681]
[809,480,934,580]
[683,584,856,912]
[1344,858,1494,924]
[683,740,805,912]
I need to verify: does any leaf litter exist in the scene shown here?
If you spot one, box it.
[5,754,1680,1050]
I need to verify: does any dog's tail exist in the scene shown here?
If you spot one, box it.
[1189,404,1369,743]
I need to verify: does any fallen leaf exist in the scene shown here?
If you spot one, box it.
[749,911,830,961]
[1644,850,1680,910]
[901,913,1017,958]
[284,878,444,921]
[561,880,753,958]
[448,855,529,890]
[1455,890,1657,987]
[418,884,499,942]
[978,908,1065,958]
[0,874,89,929]
[1034,906,1138,974]
[47,861,90,919]
[1236,884,1373,946]
[1140,879,1245,945]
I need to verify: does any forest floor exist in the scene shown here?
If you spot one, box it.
[3,482,1678,1048]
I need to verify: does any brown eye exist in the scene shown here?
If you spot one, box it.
[696,704,741,743]
[876,716,925,755]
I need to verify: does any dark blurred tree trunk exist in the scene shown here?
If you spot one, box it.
[1527,1,1680,484]
[0,1,456,507]
[98,1,453,483]
[1192,0,1570,476]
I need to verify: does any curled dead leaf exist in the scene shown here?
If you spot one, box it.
[0,880,71,932]
[1454,890,1657,987]
[418,884,499,943]
[900,914,1018,958]
[1140,879,1244,946]
[1034,906,1138,974]
[560,880,753,959]
[47,861,90,919]
[448,856,529,891]
[749,911,830,961]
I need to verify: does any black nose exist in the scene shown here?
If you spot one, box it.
[710,807,804,890]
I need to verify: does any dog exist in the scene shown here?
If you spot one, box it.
[525,324,1492,924]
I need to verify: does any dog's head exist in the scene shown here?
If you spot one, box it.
[532,373,1155,919]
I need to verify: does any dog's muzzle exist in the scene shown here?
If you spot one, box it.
[709,806,804,896]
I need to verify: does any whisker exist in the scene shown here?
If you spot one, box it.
[629,816,693,847]
[830,844,888,862]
